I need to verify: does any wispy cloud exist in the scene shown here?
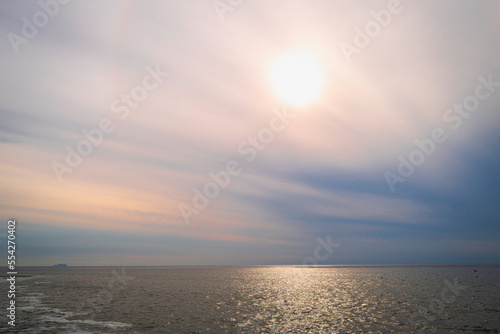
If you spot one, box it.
[0,0,499,265]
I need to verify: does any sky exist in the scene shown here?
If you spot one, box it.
[0,0,499,266]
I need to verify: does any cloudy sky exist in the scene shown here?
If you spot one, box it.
[1,0,499,266]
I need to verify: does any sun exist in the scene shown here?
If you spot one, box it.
[269,49,324,108]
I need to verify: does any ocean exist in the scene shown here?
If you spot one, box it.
[1,265,499,333]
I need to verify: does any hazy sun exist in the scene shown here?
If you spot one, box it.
[269,49,324,108]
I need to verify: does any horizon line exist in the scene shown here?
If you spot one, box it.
[17,263,500,268]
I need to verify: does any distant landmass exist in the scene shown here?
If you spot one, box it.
[53,264,68,267]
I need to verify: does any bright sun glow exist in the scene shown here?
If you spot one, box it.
[269,49,324,108]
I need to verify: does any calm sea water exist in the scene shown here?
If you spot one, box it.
[1,265,499,333]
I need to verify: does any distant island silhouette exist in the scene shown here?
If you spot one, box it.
[53,264,68,267]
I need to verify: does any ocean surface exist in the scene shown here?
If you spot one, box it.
[1,265,499,333]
